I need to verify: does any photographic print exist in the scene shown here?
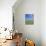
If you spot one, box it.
[25,14,34,25]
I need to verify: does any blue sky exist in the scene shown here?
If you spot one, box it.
[25,14,33,20]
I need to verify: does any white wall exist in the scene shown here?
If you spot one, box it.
[41,0,46,46]
[13,0,41,46]
[0,0,16,30]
